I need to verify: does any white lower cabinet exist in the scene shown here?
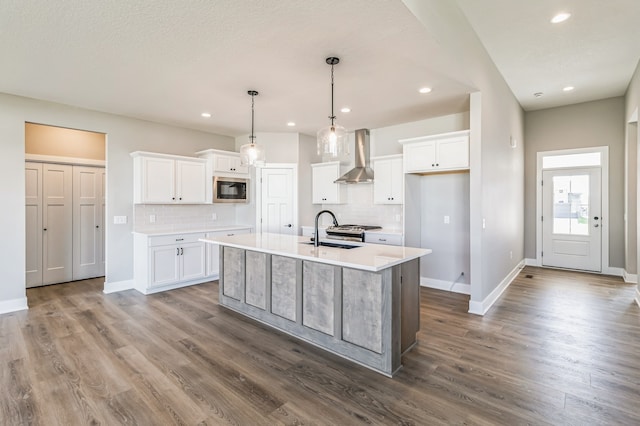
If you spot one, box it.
[206,228,251,278]
[134,232,207,294]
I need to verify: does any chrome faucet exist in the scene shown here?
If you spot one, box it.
[314,210,339,247]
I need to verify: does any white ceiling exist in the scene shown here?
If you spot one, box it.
[1,0,638,137]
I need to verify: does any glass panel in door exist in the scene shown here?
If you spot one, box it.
[551,174,590,236]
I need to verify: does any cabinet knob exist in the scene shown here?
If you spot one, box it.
[179,197,182,200]
[436,163,439,166]
[96,225,99,229]
[43,228,47,231]
[172,197,176,200]
[431,163,435,167]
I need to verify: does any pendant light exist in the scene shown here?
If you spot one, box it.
[240,90,265,166]
[317,57,349,158]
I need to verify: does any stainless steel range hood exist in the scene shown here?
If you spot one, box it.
[334,128,374,184]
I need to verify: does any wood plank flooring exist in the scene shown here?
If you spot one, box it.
[1,266,639,425]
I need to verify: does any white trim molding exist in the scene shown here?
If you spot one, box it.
[25,153,106,167]
[420,277,471,295]
[535,146,610,273]
[524,258,538,266]
[468,261,524,316]
[103,279,134,294]
[0,297,28,314]
[623,270,638,284]
[635,287,640,308]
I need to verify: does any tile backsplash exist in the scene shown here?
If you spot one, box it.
[320,184,403,231]
[134,204,240,232]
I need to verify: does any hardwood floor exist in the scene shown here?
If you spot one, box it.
[1,266,639,425]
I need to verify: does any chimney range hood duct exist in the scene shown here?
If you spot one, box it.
[334,129,375,184]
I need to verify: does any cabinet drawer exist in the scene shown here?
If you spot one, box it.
[364,233,403,246]
[148,233,206,247]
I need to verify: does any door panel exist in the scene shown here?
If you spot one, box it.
[25,163,43,287]
[73,166,104,280]
[542,168,601,271]
[261,168,295,235]
[42,164,73,284]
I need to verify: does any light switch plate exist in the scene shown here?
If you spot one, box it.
[113,215,127,224]
[444,215,450,224]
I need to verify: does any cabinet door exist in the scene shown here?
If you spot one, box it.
[373,157,403,205]
[149,245,181,287]
[214,154,248,174]
[175,160,206,203]
[389,157,404,203]
[180,242,206,281]
[141,157,175,203]
[404,141,437,173]
[437,136,469,170]
[312,163,342,204]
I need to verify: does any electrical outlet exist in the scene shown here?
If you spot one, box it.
[444,215,450,224]
[149,214,156,223]
[482,218,486,229]
[113,215,127,224]
[510,250,513,259]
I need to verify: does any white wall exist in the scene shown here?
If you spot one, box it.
[0,92,234,312]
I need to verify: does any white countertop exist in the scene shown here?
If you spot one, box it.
[133,225,252,236]
[201,232,431,272]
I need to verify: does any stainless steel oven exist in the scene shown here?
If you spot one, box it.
[213,176,249,203]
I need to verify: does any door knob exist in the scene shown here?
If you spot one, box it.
[594,224,600,227]
[594,216,599,220]
[284,224,292,228]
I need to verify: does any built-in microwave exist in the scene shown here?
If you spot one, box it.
[213,176,249,203]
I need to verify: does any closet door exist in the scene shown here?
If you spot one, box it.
[25,162,43,288]
[42,163,73,285]
[73,166,105,280]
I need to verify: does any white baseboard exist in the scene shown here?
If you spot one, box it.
[0,297,28,315]
[636,288,640,308]
[524,258,538,266]
[103,279,134,294]
[135,277,213,295]
[604,266,624,277]
[623,270,638,284]
[468,260,525,316]
[420,277,470,295]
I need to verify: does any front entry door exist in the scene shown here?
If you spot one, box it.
[542,167,602,271]
[260,167,295,235]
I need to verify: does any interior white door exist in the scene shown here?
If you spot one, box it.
[73,166,105,280]
[25,162,43,288]
[261,167,295,235]
[42,163,73,284]
[542,167,602,271]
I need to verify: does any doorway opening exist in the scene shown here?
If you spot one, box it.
[536,147,609,273]
[25,122,106,288]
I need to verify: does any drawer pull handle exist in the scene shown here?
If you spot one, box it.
[379,238,387,242]
[176,238,184,241]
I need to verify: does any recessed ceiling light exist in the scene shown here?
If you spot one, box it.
[201,112,211,118]
[563,86,575,92]
[341,107,351,113]
[419,87,432,94]
[551,12,571,24]
[534,92,544,98]
[287,122,296,127]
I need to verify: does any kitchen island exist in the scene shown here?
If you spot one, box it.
[200,232,431,376]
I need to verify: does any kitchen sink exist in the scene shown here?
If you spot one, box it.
[302,241,361,249]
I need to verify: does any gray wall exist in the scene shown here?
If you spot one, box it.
[420,173,470,284]
[625,60,640,285]
[0,92,233,307]
[524,97,626,268]
[404,0,525,308]
[298,133,321,228]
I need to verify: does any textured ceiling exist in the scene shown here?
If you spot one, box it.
[457,0,640,111]
[0,0,638,138]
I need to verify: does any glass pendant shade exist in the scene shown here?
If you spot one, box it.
[317,123,349,157]
[240,90,264,166]
[240,141,265,166]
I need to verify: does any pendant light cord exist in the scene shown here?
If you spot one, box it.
[249,90,257,144]
[329,63,336,126]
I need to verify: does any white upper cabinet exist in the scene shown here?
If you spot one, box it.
[197,149,249,177]
[311,161,346,204]
[131,152,206,204]
[372,155,403,205]
[399,130,470,174]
